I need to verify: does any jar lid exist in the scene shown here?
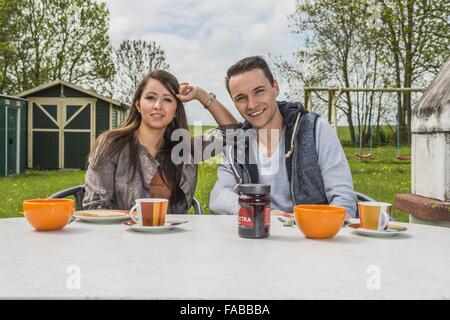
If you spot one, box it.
[237,183,270,195]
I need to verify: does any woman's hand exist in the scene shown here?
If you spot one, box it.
[177,82,195,102]
[178,82,237,126]
[177,82,208,104]
[178,82,211,105]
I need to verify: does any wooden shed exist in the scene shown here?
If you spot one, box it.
[0,95,27,176]
[17,80,128,169]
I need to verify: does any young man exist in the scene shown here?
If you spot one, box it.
[209,56,356,217]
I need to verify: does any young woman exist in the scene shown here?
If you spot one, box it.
[82,69,238,214]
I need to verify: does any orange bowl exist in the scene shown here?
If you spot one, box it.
[293,205,346,239]
[23,199,74,231]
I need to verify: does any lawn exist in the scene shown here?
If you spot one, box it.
[344,145,411,222]
[0,142,411,221]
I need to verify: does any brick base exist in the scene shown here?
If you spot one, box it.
[395,194,450,221]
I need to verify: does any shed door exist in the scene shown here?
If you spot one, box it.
[30,101,60,169]
[6,108,17,174]
[29,98,95,169]
[63,101,93,169]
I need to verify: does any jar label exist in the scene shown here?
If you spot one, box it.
[264,206,270,227]
[238,206,254,227]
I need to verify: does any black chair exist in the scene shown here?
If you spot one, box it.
[355,191,376,203]
[354,191,375,219]
[48,185,203,215]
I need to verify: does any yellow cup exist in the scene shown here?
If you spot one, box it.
[358,202,391,231]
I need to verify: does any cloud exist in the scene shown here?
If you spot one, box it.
[106,0,299,124]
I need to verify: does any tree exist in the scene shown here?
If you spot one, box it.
[1,0,115,94]
[109,40,170,105]
[0,0,22,92]
[378,0,450,144]
[273,0,450,145]
[273,0,384,144]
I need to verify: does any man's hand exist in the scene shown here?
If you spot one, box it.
[270,209,293,218]
[271,209,295,226]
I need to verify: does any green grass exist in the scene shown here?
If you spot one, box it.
[337,124,399,146]
[0,144,411,221]
[345,145,411,222]
[0,170,85,218]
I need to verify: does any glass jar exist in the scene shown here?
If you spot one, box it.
[237,184,271,238]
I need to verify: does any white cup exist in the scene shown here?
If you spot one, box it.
[129,198,169,226]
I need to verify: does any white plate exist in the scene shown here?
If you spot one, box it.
[73,211,131,223]
[126,220,188,233]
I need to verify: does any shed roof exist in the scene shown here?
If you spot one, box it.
[0,94,28,102]
[16,79,128,109]
[412,57,450,133]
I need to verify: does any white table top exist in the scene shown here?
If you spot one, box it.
[0,215,449,299]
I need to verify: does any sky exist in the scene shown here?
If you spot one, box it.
[105,0,300,124]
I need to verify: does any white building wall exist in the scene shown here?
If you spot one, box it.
[412,133,450,201]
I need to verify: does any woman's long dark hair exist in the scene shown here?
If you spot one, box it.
[89,70,190,207]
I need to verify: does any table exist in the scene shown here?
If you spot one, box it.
[0,215,449,299]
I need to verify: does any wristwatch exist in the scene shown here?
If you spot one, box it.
[204,92,216,109]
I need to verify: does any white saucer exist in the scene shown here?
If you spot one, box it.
[348,223,407,237]
[126,220,188,233]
